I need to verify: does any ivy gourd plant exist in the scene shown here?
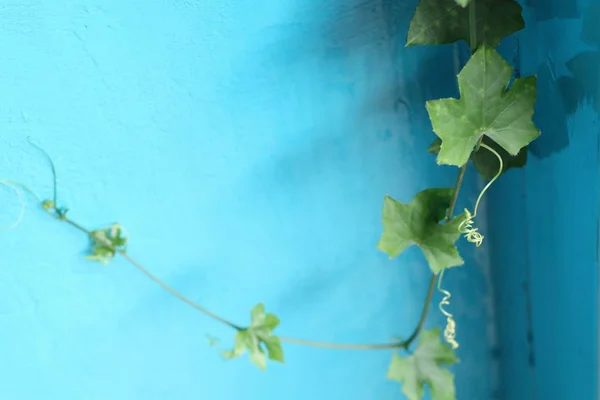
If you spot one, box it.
[377,189,466,273]
[3,0,538,399]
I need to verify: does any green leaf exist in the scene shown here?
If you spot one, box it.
[428,137,528,179]
[224,303,285,369]
[426,46,539,167]
[263,336,285,362]
[250,303,280,335]
[223,331,251,359]
[249,346,267,370]
[377,189,465,273]
[387,328,459,400]
[85,223,128,264]
[406,0,524,48]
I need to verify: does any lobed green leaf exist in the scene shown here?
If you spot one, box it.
[223,303,285,369]
[377,189,465,274]
[85,223,128,264]
[387,328,459,400]
[426,46,539,167]
[406,0,524,48]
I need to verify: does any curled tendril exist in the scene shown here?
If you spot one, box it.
[437,269,459,350]
[459,142,504,247]
[459,209,483,247]
[0,180,26,230]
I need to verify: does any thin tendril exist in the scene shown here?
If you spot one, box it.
[437,269,458,349]
[4,180,43,203]
[0,181,26,230]
[459,142,503,246]
[26,137,58,205]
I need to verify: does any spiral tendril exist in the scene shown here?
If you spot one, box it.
[459,142,504,247]
[437,269,458,349]
[459,209,483,247]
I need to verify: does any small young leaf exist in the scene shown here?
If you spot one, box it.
[263,336,284,362]
[377,189,465,273]
[387,328,459,400]
[251,303,280,334]
[426,46,539,167]
[407,0,524,48]
[224,303,285,368]
[85,223,128,264]
[428,137,528,179]
[249,346,267,370]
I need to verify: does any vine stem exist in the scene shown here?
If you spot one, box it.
[69,157,465,351]
[397,0,479,350]
[401,163,469,349]
[41,160,469,352]
[469,0,477,53]
[28,141,429,351]
[60,218,243,330]
[119,251,245,331]
[448,163,468,219]
[54,213,415,350]
[35,146,469,352]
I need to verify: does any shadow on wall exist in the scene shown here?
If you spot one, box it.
[237,0,465,190]
[528,1,600,159]
[224,0,416,105]
[227,0,468,308]
[526,0,579,21]
[261,46,463,189]
[364,47,467,127]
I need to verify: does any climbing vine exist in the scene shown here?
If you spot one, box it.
[3,1,539,399]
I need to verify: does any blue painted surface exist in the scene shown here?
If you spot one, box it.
[5,1,597,400]
[0,1,498,399]
[489,1,599,399]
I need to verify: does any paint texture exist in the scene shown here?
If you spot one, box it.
[2,0,596,399]
[489,1,599,399]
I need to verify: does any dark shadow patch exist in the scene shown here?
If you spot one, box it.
[581,1,600,47]
[315,0,415,49]
[528,62,570,158]
[525,0,579,21]
[233,0,416,73]
[362,46,468,133]
[530,1,600,158]
[559,51,600,113]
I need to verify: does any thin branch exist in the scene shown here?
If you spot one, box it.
[118,251,244,331]
[40,158,470,351]
[278,337,403,350]
[448,163,468,219]
[31,126,471,352]
[469,0,477,53]
[399,273,437,348]
[48,212,416,350]
[60,216,242,330]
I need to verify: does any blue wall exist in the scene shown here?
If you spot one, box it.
[0,1,498,399]
[490,0,599,399]
[1,0,597,399]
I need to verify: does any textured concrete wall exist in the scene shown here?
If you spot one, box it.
[0,1,496,399]
[489,0,599,399]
